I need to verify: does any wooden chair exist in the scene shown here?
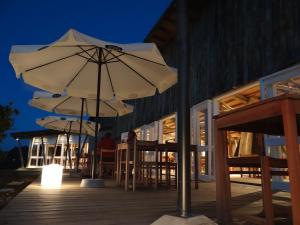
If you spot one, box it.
[133,140,158,191]
[80,153,90,177]
[99,148,116,178]
[228,155,288,225]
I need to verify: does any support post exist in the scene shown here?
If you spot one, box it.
[176,0,191,217]
[92,47,103,179]
[76,98,85,172]
[16,138,24,168]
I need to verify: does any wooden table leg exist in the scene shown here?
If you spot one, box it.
[159,151,162,184]
[261,157,274,225]
[215,128,231,225]
[155,148,159,189]
[125,146,130,191]
[282,100,300,225]
[117,150,120,184]
[133,139,137,192]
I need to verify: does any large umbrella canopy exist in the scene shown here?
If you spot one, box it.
[9,29,177,100]
[36,116,97,136]
[30,91,134,117]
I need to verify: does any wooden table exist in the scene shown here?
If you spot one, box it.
[116,141,198,192]
[214,94,300,225]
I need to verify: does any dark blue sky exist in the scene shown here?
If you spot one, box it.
[0,0,171,150]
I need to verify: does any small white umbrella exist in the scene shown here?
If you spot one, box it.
[10,29,177,179]
[30,91,134,117]
[37,116,98,169]
[36,116,97,137]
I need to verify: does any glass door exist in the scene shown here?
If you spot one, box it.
[191,100,213,181]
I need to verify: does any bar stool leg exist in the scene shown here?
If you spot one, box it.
[125,147,130,191]
[155,149,159,189]
[261,157,274,225]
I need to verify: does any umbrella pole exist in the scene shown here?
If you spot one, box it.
[80,134,88,157]
[52,135,59,164]
[92,47,103,179]
[41,136,47,166]
[66,133,71,169]
[68,122,73,169]
[76,98,84,172]
[114,114,119,139]
[64,133,68,168]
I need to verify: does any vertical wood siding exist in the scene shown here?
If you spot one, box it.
[101,0,300,136]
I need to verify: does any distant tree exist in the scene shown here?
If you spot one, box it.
[0,146,28,169]
[0,150,6,161]
[0,102,19,143]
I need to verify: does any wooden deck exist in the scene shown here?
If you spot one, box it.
[0,176,291,225]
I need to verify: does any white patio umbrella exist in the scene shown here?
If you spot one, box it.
[10,29,177,179]
[30,91,134,117]
[37,116,98,169]
[31,91,133,171]
[9,29,177,100]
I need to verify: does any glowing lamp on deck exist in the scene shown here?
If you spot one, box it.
[41,164,63,188]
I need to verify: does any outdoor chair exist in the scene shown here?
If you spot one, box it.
[228,155,289,225]
[99,148,116,178]
[133,140,158,191]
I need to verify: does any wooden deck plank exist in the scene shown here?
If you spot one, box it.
[0,176,290,225]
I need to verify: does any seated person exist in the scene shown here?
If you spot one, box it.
[97,132,116,162]
[127,130,137,143]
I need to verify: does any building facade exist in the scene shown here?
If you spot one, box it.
[11,130,91,169]
[100,0,300,183]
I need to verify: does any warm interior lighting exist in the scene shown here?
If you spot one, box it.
[41,164,63,188]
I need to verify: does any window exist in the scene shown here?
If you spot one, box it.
[32,145,38,156]
[48,146,55,156]
[55,146,62,156]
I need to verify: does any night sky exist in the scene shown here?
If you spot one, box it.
[0,0,171,150]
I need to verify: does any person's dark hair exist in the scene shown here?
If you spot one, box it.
[127,130,137,142]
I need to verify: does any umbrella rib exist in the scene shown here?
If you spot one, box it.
[78,46,98,62]
[25,47,96,72]
[52,96,72,113]
[103,51,110,61]
[102,51,116,97]
[102,100,119,115]
[76,53,98,63]
[65,50,98,88]
[104,53,125,63]
[111,49,165,66]
[63,120,71,133]
[84,122,95,134]
[42,118,61,131]
[106,49,157,88]
[85,99,89,116]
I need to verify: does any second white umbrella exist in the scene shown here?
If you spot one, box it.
[30,91,134,117]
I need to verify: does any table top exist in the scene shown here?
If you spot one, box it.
[214,94,300,135]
